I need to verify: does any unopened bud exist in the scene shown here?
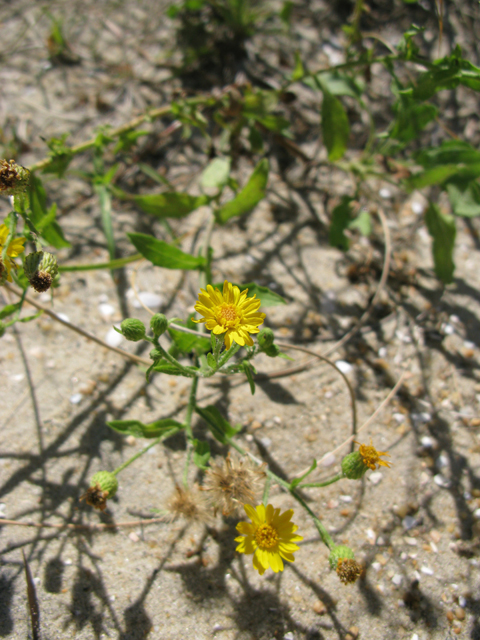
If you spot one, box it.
[258,327,275,349]
[149,348,163,361]
[150,313,168,337]
[120,318,146,341]
[0,159,30,195]
[328,545,354,570]
[24,251,59,293]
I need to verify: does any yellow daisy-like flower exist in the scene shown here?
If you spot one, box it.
[356,439,391,471]
[193,280,266,350]
[235,503,303,575]
[0,223,26,283]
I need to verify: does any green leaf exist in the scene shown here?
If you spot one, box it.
[321,91,350,162]
[168,323,211,355]
[446,178,480,217]
[95,184,115,260]
[329,196,353,250]
[153,361,194,377]
[215,159,269,224]
[123,191,209,218]
[255,115,290,133]
[212,282,286,307]
[193,439,210,469]
[311,71,364,98]
[200,157,231,191]
[416,140,480,168]
[106,418,183,438]
[349,209,371,236]
[138,163,171,187]
[290,459,317,489]
[241,361,256,395]
[389,102,437,143]
[425,203,456,284]
[0,302,21,320]
[128,232,206,270]
[292,51,305,81]
[43,133,73,177]
[408,164,463,189]
[279,1,293,25]
[195,405,242,444]
[28,175,71,248]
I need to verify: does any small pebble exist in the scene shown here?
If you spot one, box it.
[57,312,70,323]
[340,495,352,503]
[250,420,262,430]
[392,574,403,586]
[0,503,6,518]
[129,532,140,543]
[473,508,480,520]
[453,627,462,635]
[446,610,455,622]
[64,559,73,566]
[454,607,465,621]
[105,327,123,347]
[411,201,424,215]
[405,537,417,546]
[313,600,326,615]
[260,437,272,449]
[283,633,294,640]
[393,413,405,424]
[133,291,163,310]
[125,435,136,446]
[379,188,391,199]
[434,474,451,488]
[335,360,353,374]
[321,452,336,467]
[458,596,467,608]
[371,562,382,572]
[368,472,383,485]
[420,436,434,448]
[421,566,434,575]
[69,393,82,405]
[403,516,417,531]
[98,303,115,318]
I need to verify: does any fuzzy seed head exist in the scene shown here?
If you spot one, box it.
[336,558,362,585]
[202,453,266,516]
[166,485,209,523]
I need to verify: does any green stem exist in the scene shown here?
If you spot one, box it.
[298,473,344,489]
[112,428,180,476]
[218,342,241,368]
[154,342,197,377]
[59,253,142,272]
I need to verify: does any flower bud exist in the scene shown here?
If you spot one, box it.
[120,318,146,341]
[150,313,168,337]
[149,348,163,361]
[328,545,362,585]
[258,327,275,349]
[79,471,118,512]
[341,451,368,479]
[24,251,59,293]
[0,159,30,195]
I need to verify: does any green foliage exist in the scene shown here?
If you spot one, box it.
[425,203,456,284]
[128,233,206,270]
[320,91,350,162]
[193,439,210,469]
[28,176,71,248]
[107,419,183,438]
[215,158,269,223]
[195,405,242,444]
[126,191,209,218]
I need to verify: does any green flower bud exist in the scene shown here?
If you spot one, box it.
[120,318,146,341]
[0,159,31,195]
[0,321,5,338]
[149,348,163,361]
[24,251,59,293]
[328,545,354,570]
[258,327,275,349]
[90,471,118,498]
[150,313,168,337]
[341,451,368,480]
[265,344,281,358]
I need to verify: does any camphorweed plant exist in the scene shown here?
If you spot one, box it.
[1,2,480,585]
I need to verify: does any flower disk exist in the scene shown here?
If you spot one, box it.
[235,504,303,575]
[0,223,26,283]
[193,280,266,350]
[356,439,391,471]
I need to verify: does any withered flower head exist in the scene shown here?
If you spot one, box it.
[166,485,210,523]
[24,251,59,293]
[0,159,30,195]
[336,558,362,585]
[202,452,266,516]
[80,483,109,512]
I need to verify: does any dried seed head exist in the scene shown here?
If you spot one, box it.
[336,558,362,585]
[0,159,30,195]
[202,452,266,516]
[24,251,59,293]
[166,485,209,523]
[79,471,118,512]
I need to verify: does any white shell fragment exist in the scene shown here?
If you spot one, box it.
[105,326,123,347]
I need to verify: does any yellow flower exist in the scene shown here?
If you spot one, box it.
[0,223,26,283]
[193,280,266,349]
[356,439,391,471]
[235,503,303,575]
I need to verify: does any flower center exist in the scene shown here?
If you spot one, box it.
[255,523,279,549]
[217,303,240,328]
[359,445,379,469]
